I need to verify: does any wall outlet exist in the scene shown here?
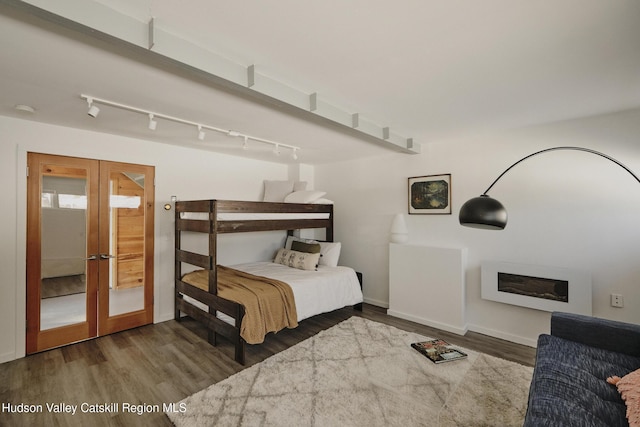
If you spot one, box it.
[611,294,624,308]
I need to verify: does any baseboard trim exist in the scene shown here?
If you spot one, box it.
[387,309,468,335]
[0,351,16,364]
[467,324,538,348]
[155,311,175,324]
[363,297,389,308]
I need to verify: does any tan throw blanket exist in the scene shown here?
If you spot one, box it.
[182,266,298,344]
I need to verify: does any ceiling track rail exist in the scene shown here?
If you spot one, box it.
[5,0,420,155]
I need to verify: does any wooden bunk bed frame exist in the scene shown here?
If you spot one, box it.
[174,199,342,365]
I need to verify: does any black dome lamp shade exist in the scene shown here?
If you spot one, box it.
[459,195,507,230]
[458,146,640,230]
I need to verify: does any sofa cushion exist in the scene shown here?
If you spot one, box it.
[524,334,640,427]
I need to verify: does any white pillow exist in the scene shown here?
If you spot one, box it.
[274,248,320,271]
[317,241,341,267]
[263,180,294,202]
[284,190,327,204]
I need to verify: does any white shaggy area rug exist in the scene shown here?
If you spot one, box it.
[167,317,533,427]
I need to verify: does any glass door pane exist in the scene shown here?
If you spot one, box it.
[108,171,145,316]
[40,176,88,329]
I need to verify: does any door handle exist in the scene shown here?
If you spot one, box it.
[85,255,98,261]
[100,254,116,260]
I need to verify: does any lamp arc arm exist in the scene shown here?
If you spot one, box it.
[482,146,640,195]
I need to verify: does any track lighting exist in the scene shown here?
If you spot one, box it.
[86,97,100,118]
[148,114,157,130]
[80,94,301,159]
[88,105,100,117]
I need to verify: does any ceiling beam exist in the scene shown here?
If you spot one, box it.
[6,0,420,154]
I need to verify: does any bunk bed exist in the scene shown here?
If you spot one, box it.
[174,199,363,365]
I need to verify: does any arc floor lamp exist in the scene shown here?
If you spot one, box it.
[459,146,640,230]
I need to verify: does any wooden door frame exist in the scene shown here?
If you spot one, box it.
[26,153,100,354]
[26,153,155,354]
[98,161,154,336]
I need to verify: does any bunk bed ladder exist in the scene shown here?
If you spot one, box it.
[174,200,247,365]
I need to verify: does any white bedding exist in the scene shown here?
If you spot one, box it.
[182,261,363,326]
[180,212,330,221]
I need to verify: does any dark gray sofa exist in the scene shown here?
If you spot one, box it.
[524,312,640,427]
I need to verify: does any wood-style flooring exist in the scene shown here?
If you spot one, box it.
[0,305,536,426]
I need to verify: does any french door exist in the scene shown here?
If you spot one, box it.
[26,153,154,354]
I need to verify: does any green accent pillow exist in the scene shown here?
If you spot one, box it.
[291,240,321,254]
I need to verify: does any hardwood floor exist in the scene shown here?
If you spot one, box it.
[0,305,536,426]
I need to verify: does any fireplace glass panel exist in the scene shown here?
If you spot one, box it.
[497,272,568,303]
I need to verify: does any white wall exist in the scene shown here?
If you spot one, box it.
[0,116,290,363]
[317,108,640,346]
[5,107,640,361]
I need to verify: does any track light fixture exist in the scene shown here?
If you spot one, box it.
[86,97,100,118]
[80,94,301,160]
[148,114,157,130]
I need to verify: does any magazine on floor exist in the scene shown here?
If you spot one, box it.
[411,339,468,364]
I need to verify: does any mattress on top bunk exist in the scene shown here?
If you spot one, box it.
[181,261,363,329]
[180,212,330,221]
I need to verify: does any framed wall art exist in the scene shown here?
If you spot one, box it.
[408,174,451,214]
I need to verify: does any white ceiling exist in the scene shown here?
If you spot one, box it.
[1,0,640,164]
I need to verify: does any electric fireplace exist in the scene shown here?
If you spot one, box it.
[481,261,592,315]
